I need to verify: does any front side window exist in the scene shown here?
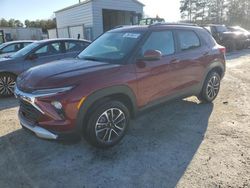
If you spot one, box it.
[2,43,21,53]
[142,31,175,56]
[78,31,143,64]
[34,42,61,57]
[11,42,40,58]
[177,30,201,51]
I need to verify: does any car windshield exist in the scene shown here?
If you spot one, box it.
[78,31,144,64]
[11,42,40,58]
[216,26,228,33]
[0,43,8,50]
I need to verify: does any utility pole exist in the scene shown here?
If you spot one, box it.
[189,0,192,22]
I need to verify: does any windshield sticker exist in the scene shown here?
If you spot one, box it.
[123,33,141,39]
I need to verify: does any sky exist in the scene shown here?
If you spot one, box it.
[0,0,181,23]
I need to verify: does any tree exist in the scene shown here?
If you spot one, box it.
[0,19,9,27]
[179,0,250,28]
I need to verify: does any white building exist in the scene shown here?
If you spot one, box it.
[0,27,43,44]
[51,0,144,40]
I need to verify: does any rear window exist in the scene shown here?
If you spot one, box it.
[177,30,201,51]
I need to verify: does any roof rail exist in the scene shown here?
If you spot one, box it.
[149,22,198,27]
[113,25,127,29]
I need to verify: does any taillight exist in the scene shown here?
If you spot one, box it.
[219,46,226,54]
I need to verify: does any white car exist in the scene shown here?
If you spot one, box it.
[0,40,34,58]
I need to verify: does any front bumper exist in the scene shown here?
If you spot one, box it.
[19,112,58,140]
[15,86,81,140]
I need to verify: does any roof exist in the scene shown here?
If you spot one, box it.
[35,38,91,44]
[0,40,35,46]
[55,0,144,13]
[110,23,202,33]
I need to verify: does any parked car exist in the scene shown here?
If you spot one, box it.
[0,38,91,97]
[227,26,250,48]
[0,40,34,58]
[15,23,226,148]
[204,24,247,52]
[139,17,165,25]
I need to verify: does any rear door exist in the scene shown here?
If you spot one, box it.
[174,29,208,90]
[23,41,65,70]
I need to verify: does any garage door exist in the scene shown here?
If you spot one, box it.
[58,28,69,38]
[69,25,84,39]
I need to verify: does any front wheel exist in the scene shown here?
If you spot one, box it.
[0,73,16,97]
[85,100,130,148]
[199,71,221,103]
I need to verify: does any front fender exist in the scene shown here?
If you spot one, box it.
[75,85,137,133]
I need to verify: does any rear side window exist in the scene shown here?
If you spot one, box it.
[23,42,32,47]
[142,31,175,56]
[65,41,88,52]
[177,30,201,51]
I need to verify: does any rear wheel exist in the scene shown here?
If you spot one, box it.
[0,73,16,97]
[199,71,221,103]
[85,100,130,148]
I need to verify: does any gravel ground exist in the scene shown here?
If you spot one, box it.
[0,50,250,188]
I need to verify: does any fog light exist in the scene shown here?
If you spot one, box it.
[51,101,63,110]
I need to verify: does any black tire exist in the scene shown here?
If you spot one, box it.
[0,73,16,97]
[199,71,221,103]
[84,100,130,148]
[224,40,236,52]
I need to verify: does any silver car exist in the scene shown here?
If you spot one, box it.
[0,40,34,58]
[0,38,91,97]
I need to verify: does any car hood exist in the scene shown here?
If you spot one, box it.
[17,58,121,92]
[222,31,245,37]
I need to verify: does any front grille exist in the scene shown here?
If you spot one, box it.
[19,100,42,123]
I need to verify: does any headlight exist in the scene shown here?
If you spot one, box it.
[32,86,74,96]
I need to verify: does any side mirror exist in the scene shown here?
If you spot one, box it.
[27,53,38,60]
[138,50,162,61]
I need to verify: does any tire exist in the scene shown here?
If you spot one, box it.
[199,71,221,103]
[224,40,236,52]
[84,100,130,148]
[0,73,16,97]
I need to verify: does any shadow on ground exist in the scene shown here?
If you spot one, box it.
[0,99,213,188]
[0,97,18,111]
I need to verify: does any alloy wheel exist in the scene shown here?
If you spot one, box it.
[0,75,16,96]
[206,75,220,100]
[95,108,126,144]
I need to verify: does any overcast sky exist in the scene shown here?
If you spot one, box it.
[0,0,180,22]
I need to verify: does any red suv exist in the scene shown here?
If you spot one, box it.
[15,23,226,148]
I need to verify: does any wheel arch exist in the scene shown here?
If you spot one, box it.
[75,85,138,133]
[199,61,225,94]
[0,71,18,78]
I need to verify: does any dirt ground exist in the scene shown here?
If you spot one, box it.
[0,50,250,188]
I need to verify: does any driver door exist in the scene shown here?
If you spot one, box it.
[135,30,179,106]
